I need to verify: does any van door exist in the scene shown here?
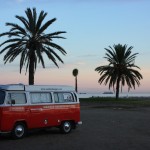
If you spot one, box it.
[0,90,5,127]
[28,92,55,128]
[2,92,29,131]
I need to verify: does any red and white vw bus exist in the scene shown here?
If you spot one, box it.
[0,84,82,139]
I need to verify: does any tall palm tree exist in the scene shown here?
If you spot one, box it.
[0,8,67,85]
[95,44,143,99]
[72,68,79,93]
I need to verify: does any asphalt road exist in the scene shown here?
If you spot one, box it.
[1,106,150,150]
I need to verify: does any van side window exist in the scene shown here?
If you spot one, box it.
[7,93,26,104]
[30,93,52,104]
[54,92,75,103]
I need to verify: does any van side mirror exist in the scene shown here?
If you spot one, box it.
[11,99,15,105]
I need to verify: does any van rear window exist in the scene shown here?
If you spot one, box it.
[0,91,5,105]
[54,92,75,103]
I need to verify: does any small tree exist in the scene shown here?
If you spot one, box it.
[72,68,79,93]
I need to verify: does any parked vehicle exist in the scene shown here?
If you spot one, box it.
[0,84,82,139]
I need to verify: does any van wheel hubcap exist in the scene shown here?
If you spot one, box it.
[63,122,71,133]
[15,125,24,137]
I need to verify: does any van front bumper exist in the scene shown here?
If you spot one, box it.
[0,131,11,134]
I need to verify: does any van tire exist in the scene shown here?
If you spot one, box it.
[11,123,27,139]
[60,121,72,134]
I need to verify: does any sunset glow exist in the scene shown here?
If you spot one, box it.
[0,0,150,93]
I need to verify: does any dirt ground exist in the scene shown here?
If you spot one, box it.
[1,104,150,150]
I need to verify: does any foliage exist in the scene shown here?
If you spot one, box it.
[80,97,150,107]
[72,68,78,77]
[95,44,143,99]
[72,68,79,93]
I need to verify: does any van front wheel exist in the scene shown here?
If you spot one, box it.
[11,123,27,139]
[60,121,72,134]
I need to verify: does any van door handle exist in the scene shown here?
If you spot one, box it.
[30,108,43,112]
[25,108,30,112]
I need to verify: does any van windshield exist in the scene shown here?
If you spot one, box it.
[0,91,5,105]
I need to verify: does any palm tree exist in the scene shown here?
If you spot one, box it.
[95,44,143,99]
[72,68,79,93]
[0,8,67,85]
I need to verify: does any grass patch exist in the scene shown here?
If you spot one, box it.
[79,97,150,107]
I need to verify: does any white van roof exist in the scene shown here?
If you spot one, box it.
[0,84,75,92]
[0,84,25,91]
[25,85,75,92]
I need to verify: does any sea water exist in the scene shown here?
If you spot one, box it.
[78,92,150,98]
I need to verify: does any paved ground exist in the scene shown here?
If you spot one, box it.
[1,105,150,150]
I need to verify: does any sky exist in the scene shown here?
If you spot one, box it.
[0,0,150,93]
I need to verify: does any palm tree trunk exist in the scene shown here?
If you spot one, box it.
[29,53,35,85]
[75,77,78,93]
[116,77,120,99]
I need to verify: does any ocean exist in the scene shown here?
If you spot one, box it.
[78,92,150,98]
